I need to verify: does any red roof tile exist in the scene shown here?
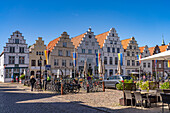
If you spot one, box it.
[95,31,109,48]
[71,33,86,49]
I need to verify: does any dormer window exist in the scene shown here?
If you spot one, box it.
[112,34,114,37]
[89,35,92,39]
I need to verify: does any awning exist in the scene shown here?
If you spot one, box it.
[139,50,170,61]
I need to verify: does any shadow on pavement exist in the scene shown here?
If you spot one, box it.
[0,85,169,113]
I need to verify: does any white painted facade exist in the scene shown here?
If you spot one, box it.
[101,28,125,77]
[76,28,102,75]
[0,31,29,82]
[140,45,152,75]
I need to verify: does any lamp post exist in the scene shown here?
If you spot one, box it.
[39,56,42,89]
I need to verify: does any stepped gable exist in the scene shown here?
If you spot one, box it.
[47,36,61,51]
[95,31,109,48]
[139,46,145,53]
[159,45,168,52]
[121,38,131,50]
[71,33,86,49]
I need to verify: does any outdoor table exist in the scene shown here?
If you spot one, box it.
[131,91,156,108]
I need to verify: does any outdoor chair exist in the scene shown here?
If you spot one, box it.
[124,90,134,106]
[160,93,170,113]
[134,91,149,108]
[148,90,158,106]
[157,89,163,102]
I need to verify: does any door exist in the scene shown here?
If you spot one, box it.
[13,73,19,82]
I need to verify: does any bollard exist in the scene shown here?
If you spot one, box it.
[102,81,105,92]
[87,83,89,93]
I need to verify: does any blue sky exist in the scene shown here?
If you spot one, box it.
[0,0,170,53]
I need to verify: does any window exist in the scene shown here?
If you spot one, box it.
[58,50,63,56]
[62,60,66,66]
[19,56,24,64]
[38,60,42,66]
[136,52,138,55]
[54,59,59,66]
[39,51,41,55]
[112,34,114,37]
[109,69,113,76]
[104,57,107,64]
[117,48,120,53]
[136,61,139,66]
[36,51,38,55]
[9,56,15,64]
[146,51,148,54]
[109,57,113,65]
[89,35,92,38]
[148,63,150,68]
[5,69,12,78]
[159,64,161,68]
[92,42,95,46]
[44,60,46,66]
[42,51,44,55]
[31,60,36,66]
[110,40,113,44]
[10,47,15,53]
[132,60,135,66]
[105,69,108,76]
[143,63,146,68]
[15,39,19,44]
[82,49,85,53]
[66,50,71,56]
[63,42,67,47]
[115,57,118,65]
[115,69,118,74]
[88,49,92,54]
[85,41,88,45]
[132,52,135,56]
[19,47,24,53]
[70,60,73,66]
[127,51,130,56]
[127,60,130,66]
[114,41,117,45]
[112,48,115,53]
[129,45,132,49]
[95,50,98,54]
[134,46,136,49]
[107,47,110,52]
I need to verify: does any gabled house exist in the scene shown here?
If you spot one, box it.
[139,45,152,75]
[47,32,75,78]
[29,37,46,78]
[71,28,101,76]
[96,28,124,77]
[121,37,140,75]
[0,31,29,82]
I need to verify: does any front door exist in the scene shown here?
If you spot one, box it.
[13,73,19,82]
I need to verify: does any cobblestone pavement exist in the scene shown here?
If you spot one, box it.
[0,82,170,113]
[0,83,105,113]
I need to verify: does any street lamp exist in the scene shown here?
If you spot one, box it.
[39,56,42,89]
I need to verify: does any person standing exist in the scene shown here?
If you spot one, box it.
[30,75,36,91]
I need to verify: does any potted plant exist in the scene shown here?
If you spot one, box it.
[139,81,149,92]
[19,74,25,84]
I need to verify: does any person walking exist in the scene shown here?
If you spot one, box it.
[30,75,36,91]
